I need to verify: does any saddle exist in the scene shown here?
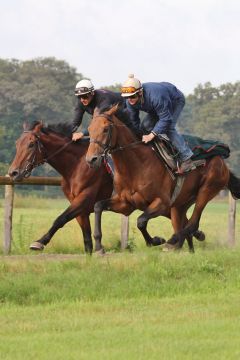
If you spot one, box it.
[152,135,206,175]
[152,134,230,174]
[152,135,180,171]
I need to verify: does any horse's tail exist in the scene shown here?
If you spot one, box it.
[228,171,240,199]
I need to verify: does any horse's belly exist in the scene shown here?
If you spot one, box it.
[120,190,146,210]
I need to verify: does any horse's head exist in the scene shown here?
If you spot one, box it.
[8,121,46,181]
[86,105,119,168]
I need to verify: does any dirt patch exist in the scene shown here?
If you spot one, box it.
[0,254,87,262]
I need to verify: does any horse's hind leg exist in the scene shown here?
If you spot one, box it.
[137,198,167,246]
[166,207,194,252]
[173,186,222,249]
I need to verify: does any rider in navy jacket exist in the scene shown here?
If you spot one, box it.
[121,75,194,173]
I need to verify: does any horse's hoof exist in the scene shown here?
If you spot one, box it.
[95,248,106,256]
[194,230,205,242]
[152,237,166,246]
[29,242,44,251]
[161,243,179,252]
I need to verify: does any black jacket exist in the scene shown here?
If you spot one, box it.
[71,89,140,135]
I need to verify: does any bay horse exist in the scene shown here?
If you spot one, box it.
[86,105,240,250]
[8,121,113,254]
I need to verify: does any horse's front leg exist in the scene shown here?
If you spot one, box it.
[94,195,134,254]
[75,215,93,254]
[137,198,168,247]
[29,205,80,251]
[30,196,93,252]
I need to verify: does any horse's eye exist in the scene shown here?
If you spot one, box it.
[103,128,109,133]
[29,142,35,148]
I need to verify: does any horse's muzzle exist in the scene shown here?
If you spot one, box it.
[8,168,25,181]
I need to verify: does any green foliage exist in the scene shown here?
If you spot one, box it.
[101,83,122,92]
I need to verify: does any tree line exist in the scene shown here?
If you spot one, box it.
[0,57,239,186]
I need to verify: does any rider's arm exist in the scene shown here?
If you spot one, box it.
[152,99,172,135]
[72,103,89,140]
[71,102,85,133]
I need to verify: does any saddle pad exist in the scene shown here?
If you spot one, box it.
[183,134,230,160]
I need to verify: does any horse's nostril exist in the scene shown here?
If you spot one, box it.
[91,156,98,163]
[86,155,99,168]
[9,170,19,178]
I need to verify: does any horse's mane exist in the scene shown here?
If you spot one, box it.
[27,120,73,139]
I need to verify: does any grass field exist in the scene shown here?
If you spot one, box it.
[0,195,239,254]
[0,196,240,359]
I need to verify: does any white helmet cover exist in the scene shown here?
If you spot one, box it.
[121,74,142,97]
[75,79,94,96]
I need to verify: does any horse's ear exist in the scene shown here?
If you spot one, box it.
[33,121,43,134]
[93,108,100,116]
[106,104,119,116]
[23,121,29,131]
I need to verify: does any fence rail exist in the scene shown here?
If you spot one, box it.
[0,176,61,186]
[1,176,129,254]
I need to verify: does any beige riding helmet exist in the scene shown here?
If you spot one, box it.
[121,74,142,97]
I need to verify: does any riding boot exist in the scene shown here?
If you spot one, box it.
[176,158,196,174]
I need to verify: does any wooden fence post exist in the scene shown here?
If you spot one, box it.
[4,183,14,254]
[121,215,129,250]
[228,192,236,247]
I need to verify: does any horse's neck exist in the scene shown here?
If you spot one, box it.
[40,133,86,176]
[113,119,159,175]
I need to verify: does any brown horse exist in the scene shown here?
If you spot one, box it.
[86,105,240,250]
[8,121,113,254]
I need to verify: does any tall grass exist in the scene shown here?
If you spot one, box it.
[0,195,239,254]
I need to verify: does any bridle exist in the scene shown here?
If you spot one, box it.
[89,114,142,158]
[21,130,72,178]
[89,114,114,156]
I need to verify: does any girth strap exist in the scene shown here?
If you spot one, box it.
[170,176,185,205]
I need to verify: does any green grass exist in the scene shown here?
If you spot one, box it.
[1,250,240,359]
[0,196,240,359]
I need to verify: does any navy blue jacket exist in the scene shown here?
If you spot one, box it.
[126,82,185,134]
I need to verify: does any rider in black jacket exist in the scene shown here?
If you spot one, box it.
[71,79,139,141]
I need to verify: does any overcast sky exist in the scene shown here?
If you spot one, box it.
[0,0,239,95]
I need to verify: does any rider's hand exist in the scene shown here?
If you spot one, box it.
[142,132,155,143]
[72,132,84,141]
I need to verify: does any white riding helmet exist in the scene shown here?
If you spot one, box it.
[75,79,94,96]
[121,74,142,97]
